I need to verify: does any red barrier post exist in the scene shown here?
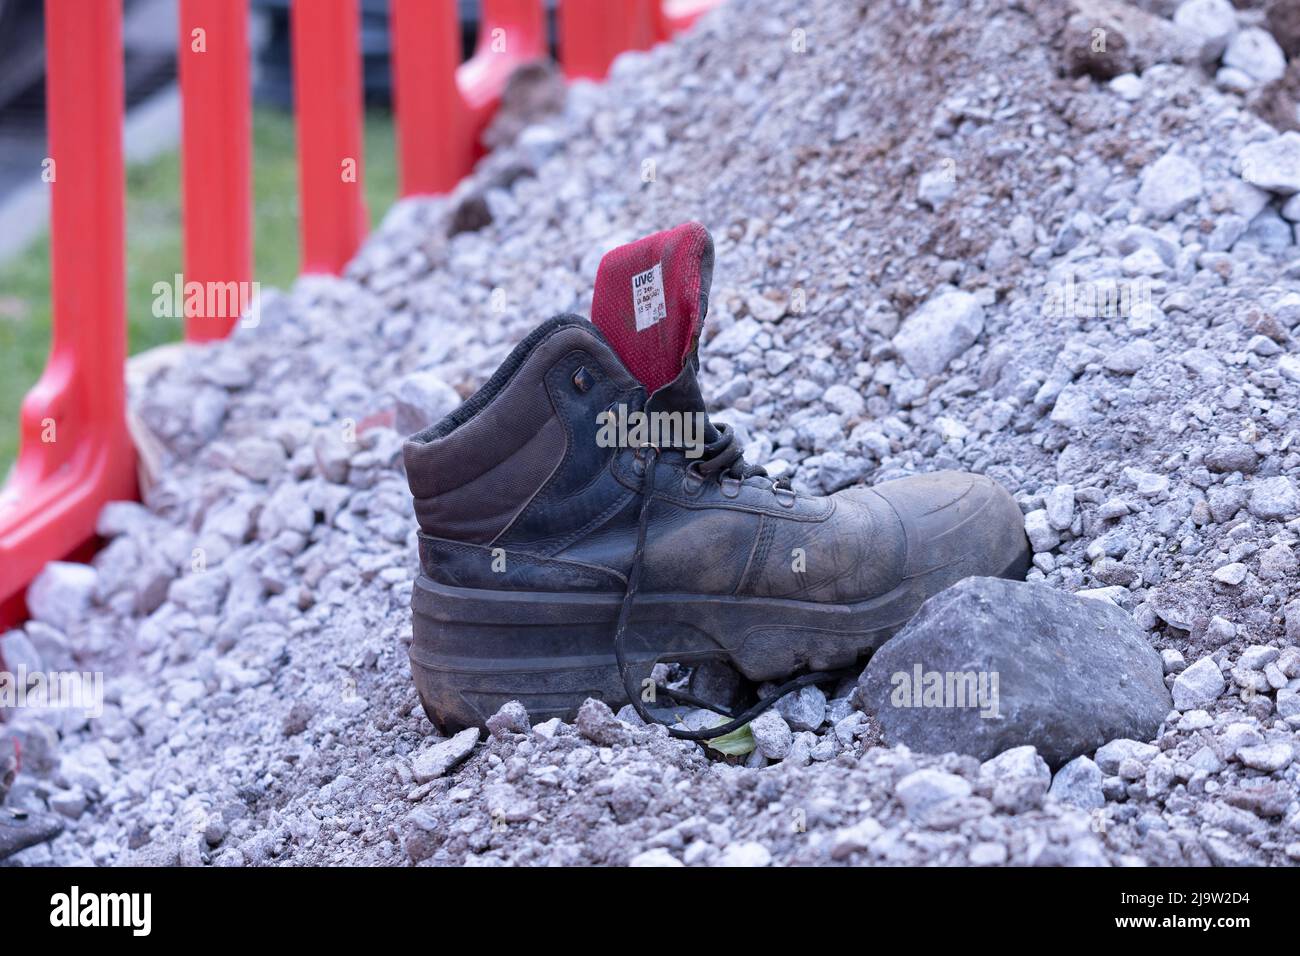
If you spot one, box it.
[458,0,546,141]
[560,0,657,81]
[391,0,467,197]
[0,0,136,627]
[292,0,368,274]
[179,0,252,341]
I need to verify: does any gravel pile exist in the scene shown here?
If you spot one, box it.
[3,0,1300,866]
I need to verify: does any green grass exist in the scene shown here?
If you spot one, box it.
[0,106,397,474]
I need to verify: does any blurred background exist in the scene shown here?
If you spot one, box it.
[0,0,566,473]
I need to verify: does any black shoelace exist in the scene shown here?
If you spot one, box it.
[612,425,852,742]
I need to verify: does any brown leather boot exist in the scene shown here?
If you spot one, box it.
[404,223,1029,737]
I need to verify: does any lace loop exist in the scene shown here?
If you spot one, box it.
[694,423,767,482]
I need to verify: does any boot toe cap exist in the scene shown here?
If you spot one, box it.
[869,470,1030,585]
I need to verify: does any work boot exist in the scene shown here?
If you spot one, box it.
[404,222,1029,738]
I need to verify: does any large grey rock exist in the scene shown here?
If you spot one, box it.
[892,291,985,377]
[857,577,1171,766]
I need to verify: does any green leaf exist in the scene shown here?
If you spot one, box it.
[706,723,755,756]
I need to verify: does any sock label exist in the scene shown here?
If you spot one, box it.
[632,262,667,332]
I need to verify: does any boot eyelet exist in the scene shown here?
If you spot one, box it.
[631,447,645,476]
[720,476,742,499]
[683,462,705,494]
[573,366,595,393]
[773,483,797,508]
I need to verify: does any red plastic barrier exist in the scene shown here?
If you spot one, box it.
[459,0,547,126]
[292,0,369,274]
[391,0,466,197]
[0,0,137,628]
[561,0,717,80]
[560,0,657,80]
[179,0,253,341]
[392,0,546,199]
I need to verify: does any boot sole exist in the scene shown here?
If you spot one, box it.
[409,543,1028,732]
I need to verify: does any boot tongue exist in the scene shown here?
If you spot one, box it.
[591,222,714,395]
